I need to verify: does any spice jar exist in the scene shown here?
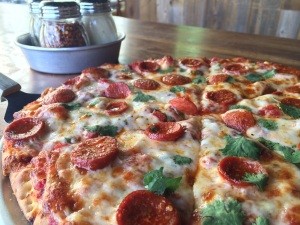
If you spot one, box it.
[29,0,42,46]
[80,0,118,45]
[39,1,90,48]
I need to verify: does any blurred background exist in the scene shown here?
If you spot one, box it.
[0,0,299,39]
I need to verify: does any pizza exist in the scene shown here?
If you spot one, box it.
[1,55,300,225]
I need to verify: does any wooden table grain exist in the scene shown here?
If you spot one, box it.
[0,2,299,95]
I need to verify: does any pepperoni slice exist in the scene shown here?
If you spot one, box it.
[43,88,76,105]
[223,63,248,74]
[71,136,118,170]
[144,122,184,141]
[82,67,110,79]
[157,55,175,68]
[116,190,180,225]
[285,205,300,225]
[221,110,256,133]
[208,74,229,85]
[64,76,89,89]
[152,109,167,122]
[285,85,300,94]
[161,74,192,86]
[206,89,237,105]
[64,76,80,86]
[4,117,46,141]
[218,156,267,187]
[281,98,300,108]
[275,64,300,76]
[180,58,206,68]
[105,102,128,115]
[131,61,160,74]
[104,82,131,99]
[134,78,160,90]
[169,97,198,115]
[258,105,282,118]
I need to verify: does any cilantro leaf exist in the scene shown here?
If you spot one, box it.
[64,137,73,143]
[246,74,263,82]
[170,86,185,93]
[220,135,261,160]
[192,76,206,84]
[229,105,252,112]
[252,216,270,225]
[179,68,186,72]
[84,125,118,137]
[246,70,275,82]
[280,103,300,119]
[257,118,278,130]
[258,138,300,164]
[62,102,82,110]
[143,167,182,195]
[89,98,100,106]
[173,155,192,165]
[201,198,245,225]
[261,70,276,79]
[226,76,236,83]
[158,67,174,74]
[133,91,156,102]
[243,173,268,191]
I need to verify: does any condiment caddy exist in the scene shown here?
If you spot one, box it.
[28,0,118,48]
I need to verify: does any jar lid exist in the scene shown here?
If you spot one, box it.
[29,0,42,14]
[80,0,111,15]
[40,1,81,19]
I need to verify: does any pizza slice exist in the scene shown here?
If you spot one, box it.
[193,115,300,224]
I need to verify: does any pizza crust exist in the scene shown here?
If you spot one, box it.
[9,167,39,222]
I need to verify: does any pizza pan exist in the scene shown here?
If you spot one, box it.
[15,32,125,74]
[0,138,30,225]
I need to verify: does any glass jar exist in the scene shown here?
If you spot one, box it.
[39,1,90,48]
[29,0,42,46]
[80,0,118,45]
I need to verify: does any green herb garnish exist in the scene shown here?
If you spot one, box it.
[243,173,268,191]
[133,91,156,102]
[170,86,186,93]
[173,155,192,165]
[143,167,182,195]
[220,135,261,160]
[246,70,275,82]
[62,102,81,110]
[201,198,245,225]
[158,67,174,74]
[84,125,118,137]
[257,118,278,130]
[259,138,300,164]
[192,76,206,84]
[229,105,252,112]
[280,103,300,119]
[252,216,270,225]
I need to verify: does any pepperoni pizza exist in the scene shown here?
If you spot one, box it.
[2,56,300,225]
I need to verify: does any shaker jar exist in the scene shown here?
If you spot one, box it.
[39,1,90,48]
[80,0,118,45]
[29,0,42,46]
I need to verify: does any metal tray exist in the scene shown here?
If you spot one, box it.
[0,138,30,225]
[15,32,125,74]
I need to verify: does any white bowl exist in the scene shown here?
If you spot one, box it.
[15,32,125,74]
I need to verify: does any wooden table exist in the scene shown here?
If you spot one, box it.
[0,2,299,95]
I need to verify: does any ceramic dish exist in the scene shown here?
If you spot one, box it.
[15,32,125,74]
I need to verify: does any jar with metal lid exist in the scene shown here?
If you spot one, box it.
[29,0,42,46]
[39,1,90,48]
[80,0,118,45]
